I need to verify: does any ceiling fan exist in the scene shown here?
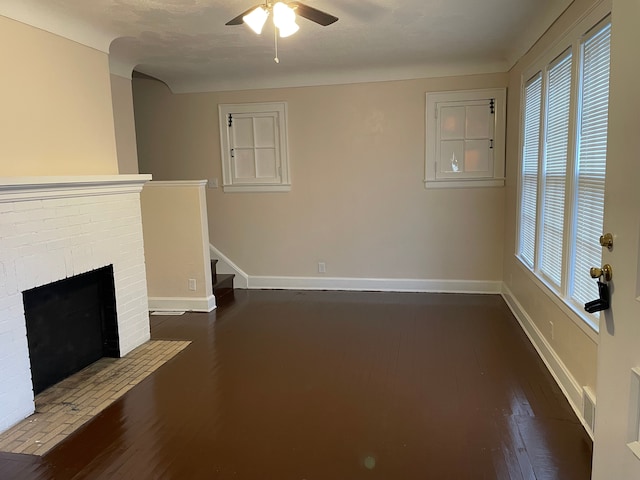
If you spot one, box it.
[226,2,338,62]
[226,2,338,36]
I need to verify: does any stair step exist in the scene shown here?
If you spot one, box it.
[210,259,218,284]
[213,273,235,305]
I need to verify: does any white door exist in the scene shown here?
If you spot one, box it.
[591,1,640,478]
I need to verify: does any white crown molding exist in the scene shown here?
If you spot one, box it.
[109,56,137,80]
[0,5,112,53]
[1,0,575,94]
[148,295,216,313]
[0,174,152,203]
[504,0,575,69]
[162,60,510,94]
[0,5,136,78]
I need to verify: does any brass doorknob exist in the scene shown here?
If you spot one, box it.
[590,264,613,282]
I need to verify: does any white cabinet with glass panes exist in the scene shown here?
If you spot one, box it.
[218,102,291,192]
[425,88,506,188]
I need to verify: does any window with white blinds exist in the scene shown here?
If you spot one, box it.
[569,20,612,312]
[517,14,611,332]
[520,75,542,268]
[540,51,572,287]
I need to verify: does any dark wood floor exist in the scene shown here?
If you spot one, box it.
[0,290,592,479]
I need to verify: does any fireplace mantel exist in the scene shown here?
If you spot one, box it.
[0,174,152,434]
[0,175,152,202]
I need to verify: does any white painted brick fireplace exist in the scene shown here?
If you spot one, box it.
[0,175,152,434]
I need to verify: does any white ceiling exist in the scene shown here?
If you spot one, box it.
[0,0,573,93]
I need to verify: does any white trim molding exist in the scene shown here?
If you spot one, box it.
[0,175,152,203]
[209,245,249,289]
[424,178,505,189]
[109,58,136,80]
[0,5,112,53]
[501,284,592,439]
[222,185,291,193]
[218,102,291,193]
[169,61,510,94]
[145,180,207,188]
[148,295,216,313]
[425,88,506,189]
[247,276,502,293]
[207,245,500,294]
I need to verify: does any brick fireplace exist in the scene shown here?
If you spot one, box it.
[0,175,152,434]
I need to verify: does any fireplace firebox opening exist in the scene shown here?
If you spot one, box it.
[23,265,119,395]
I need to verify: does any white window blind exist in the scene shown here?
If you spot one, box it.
[516,9,611,335]
[540,52,572,287]
[519,74,543,268]
[570,21,611,310]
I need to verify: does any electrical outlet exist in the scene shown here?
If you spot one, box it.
[188,278,197,291]
[208,178,219,189]
[549,321,555,340]
[318,262,326,274]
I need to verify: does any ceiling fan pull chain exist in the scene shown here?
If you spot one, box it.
[274,25,280,63]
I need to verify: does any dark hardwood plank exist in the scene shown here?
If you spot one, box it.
[0,290,592,479]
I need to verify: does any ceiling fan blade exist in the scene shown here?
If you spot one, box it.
[226,5,261,26]
[289,1,338,26]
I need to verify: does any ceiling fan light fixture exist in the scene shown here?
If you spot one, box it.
[243,6,269,34]
[277,21,299,38]
[273,2,299,37]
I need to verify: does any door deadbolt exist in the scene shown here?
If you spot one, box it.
[590,264,613,282]
[599,233,614,250]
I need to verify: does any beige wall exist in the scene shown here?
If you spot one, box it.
[140,182,213,304]
[0,16,118,176]
[134,73,507,280]
[110,74,140,174]
[502,0,601,393]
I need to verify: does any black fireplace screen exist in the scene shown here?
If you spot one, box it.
[23,265,120,395]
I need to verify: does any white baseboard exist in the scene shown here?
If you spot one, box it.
[248,276,502,293]
[207,244,501,294]
[501,284,592,439]
[148,295,216,313]
[209,244,249,288]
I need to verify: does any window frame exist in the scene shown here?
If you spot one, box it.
[519,73,543,271]
[218,102,291,193]
[515,1,612,341]
[425,88,506,189]
[537,47,575,292]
